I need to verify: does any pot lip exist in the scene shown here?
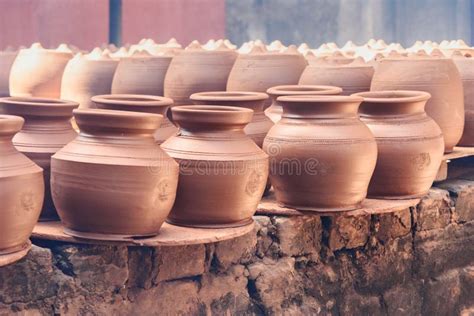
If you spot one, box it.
[172,105,254,115]
[74,108,163,120]
[353,90,431,103]
[267,85,343,96]
[91,94,174,107]
[379,56,452,62]
[0,114,24,134]
[190,91,268,102]
[1,96,79,108]
[277,95,363,103]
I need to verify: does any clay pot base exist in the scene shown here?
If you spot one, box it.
[0,241,32,267]
[32,221,254,247]
[367,192,427,200]
[277,203,361,212]
[165,217,254,229]
[63,228,158,242]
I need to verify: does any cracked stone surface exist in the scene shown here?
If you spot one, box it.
[1,179,474,315]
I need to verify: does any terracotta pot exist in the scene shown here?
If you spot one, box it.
[0,97,78,221]
[189,91,271,147]
[164,44,237,105]
[111,52,173,97]
[371,56,464,153]
[453,55,474,146]
[0,51,18,97]
[162,105,269,227]
[354,91,444,198]
[0,115,44,254]
[61,50,119,109]
[263,95,377,211]
[265,85,343,123]
[51,109,179,240]
[226,46,307,107]
[299,58,374,96]
[92,94,177,144]
[9,44,73,98]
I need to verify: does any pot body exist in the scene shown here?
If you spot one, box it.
[0,115,44,254]
[164,50,237,105]
[61,58,118,109]
[51,109,179,239]
[0,52,18,97]
[162,106,269,227]
[263,96,377,211]
[9,49,72,98]
[371,58,464,152]
[453,58,474,146]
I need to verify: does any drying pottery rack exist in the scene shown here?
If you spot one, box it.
[31,221,255,247]
[436,146,474,181]
[0,241,31,268]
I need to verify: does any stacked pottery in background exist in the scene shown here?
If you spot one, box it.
[0,97,79,220]
[51,109,179,240]
[0,48,18,97]
[265,85,343,123]
[92,94,177,144]
[354,91,444,198]
[162,106,268,227]
[61,48,118,109]
[9,43,73,98]
[0,115,44,254]
[263,95,377,211]
[164,41,237,106]
[452,52,474,146]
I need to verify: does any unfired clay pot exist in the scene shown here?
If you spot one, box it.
[354,91,444,198]
[263,95,377,211]
[92,94,177,143]
[0,97,78,221]
[61,49,118,109]
[0,115,44,254]
[371,56,464,153]
[452,54,474,146]
[162,105,269,227]
[0,50,18,97]
[265,85,343,123]
[164,43,237,105]
[189,91,272,147]
[226,46,308,107]
[112,51,173,97]
[51,109,179,240]
[9,43,73,98]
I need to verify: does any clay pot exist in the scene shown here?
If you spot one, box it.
[51,109,179,240]
[9,43,73,98]
[92,94,177,144]
[226,46,308,107]
[0,97,78,221]
[162,105,269,227]
[354,91,444,198]
[263,95,377,211]
[452,54,474,146]
[164,43,237,105]
[0,115,44,254]
[61,50,119,109]
[111,51,173,97]
[371,56,464,153]
[0,50,18,97]
[265,85,343,123]
[190,91,271,147]
[299,58,374,96]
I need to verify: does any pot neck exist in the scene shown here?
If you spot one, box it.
[280,99,361,119]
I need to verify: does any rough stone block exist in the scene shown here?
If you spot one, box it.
[326,215,370,251]
[374,208,412,243]
[339,291,382,316]
[422,269,461,316]
[212,230,257,271]
[383,283,421,316]
[460,265,474,308]
[254,216,279,259]
[414,188,453,231]
[275,216,322,257]
[154,244,206,283]
[127,247,154,289]
[437,179,474,222]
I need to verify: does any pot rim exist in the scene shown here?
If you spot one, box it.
[267,85,342,96]
[0,114,24,135]
[171,105,254,127]
[1,96,78,108]
[353,90,431,103]
[172,105,254,115]
[190,91,268,102]
[0,97,79,117]
[91,94,174,107]
[277,95,363,103]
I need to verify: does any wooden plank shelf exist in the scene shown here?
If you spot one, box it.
[436,146,474,182]
[0,242,31,267]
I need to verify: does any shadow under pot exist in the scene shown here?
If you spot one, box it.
[354,90,444,199]
[0,97,78,221]
[51,109,179,240]
[263,95,377,211]
[91,94,177,144]
[265,85,342,123]
[0,115,44,255]
[161,105,269,228]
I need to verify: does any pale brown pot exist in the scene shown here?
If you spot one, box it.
[453,56,474,146]
[0,115,44,254]
[354,90,445,198]
[0,51,18,97]
[263,95,377,211]
[51,109,179,240]
[0,97,78,221]
[162,105,269,228]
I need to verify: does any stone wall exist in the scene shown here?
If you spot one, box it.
[1,177,474,315]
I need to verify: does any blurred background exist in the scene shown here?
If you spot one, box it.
[0,0,472,49]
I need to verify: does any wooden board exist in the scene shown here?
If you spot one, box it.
[436,147,474,182]
[256,194,419,217]
[0,242,31,267]
[32,221,255,247]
